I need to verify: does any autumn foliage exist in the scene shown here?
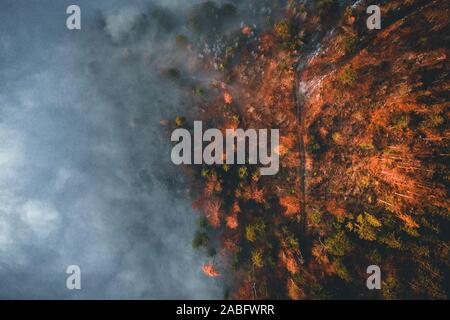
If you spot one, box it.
[202,263,221,277]
[168,0,449,300]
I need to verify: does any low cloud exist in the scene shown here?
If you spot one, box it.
[0,0,222,299]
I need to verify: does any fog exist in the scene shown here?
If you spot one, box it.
[0,0,224,299]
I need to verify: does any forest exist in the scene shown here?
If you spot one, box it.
[160,0,449,299]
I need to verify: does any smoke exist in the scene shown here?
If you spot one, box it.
[0,0,224,299]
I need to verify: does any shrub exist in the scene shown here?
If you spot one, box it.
[359,142,375,150]
[245,221,266,242]
[192,231,209,249]
[274,19,303,51]
[207,247,217,257]
[238,166,248,179]
[420,113,445,129]
[167,67,180,79]
[175,116,186,127]
[355,213,382,241]
[306,129,325,154]
[245,225,256,242]
[342,32,359,54]
[194,84,204,96]
[332,132,344,145]
[325,230,353,256]
[197,217,208,229]
[338,65,357,86]
[391,113,410,130]
[252,249,264,268]
[310,210,322,224]
[334,258,352,282]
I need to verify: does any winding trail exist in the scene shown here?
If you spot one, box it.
[289,0,426,262]
[294,59,308,261]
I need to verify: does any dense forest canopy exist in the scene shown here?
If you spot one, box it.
[160,0,449,299]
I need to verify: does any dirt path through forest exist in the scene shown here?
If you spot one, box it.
[294,59,308,261]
